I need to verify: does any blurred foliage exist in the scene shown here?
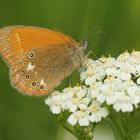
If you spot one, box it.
[0,0,140,140]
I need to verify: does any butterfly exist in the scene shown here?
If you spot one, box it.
[0,25,86,96]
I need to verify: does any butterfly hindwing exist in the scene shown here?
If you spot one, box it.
[10,44,77,95]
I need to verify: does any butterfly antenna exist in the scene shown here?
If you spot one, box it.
[86,51,104,63]
[81,27,105,49]
[81,27,105,62]
[82,27,105,43]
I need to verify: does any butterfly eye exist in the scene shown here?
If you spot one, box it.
[32,81,37,86]
[25,74,30,80]
[40,85,44,90]
[29,52,35,58]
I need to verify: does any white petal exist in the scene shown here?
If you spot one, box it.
[51,106,61,114]
[135,65,140,73]
[45,97,52,106]
[113,103,121,112]
[100,84,109,92]
[137,78,140,85]
[89,114,101,123]
[67,114,78,126]
[79,117,89,126]
[68,103,77,112]
[77,88,87,98]
[79,104,87,111]
[133,97,140,105]
[106,67,116,75]
[106,96,116,105]
[100,108,108,117]
[121,104,133,112]
[97,95,106,103]
[127,86,137,95]
[67,91,74,98]
[85,76,95,85]
[120,73,131,81]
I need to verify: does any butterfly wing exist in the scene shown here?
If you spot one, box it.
[0,26,75,65]
[0,26,83,95]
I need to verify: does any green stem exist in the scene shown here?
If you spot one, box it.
[108,110,136,140]
[59,119,80,139]
[109,111,125,138]
[57,112,95,140]
[107,117,122,140]
[91,123,96,133]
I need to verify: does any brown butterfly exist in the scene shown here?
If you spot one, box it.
[0,26,86,96]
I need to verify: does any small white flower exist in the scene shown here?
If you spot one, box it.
[106,67,118,76]
[117,51,130,62]
[119,72,131,81]
[88,101,108,123]
[97,84,114,104]
[127,85,140,106]
[113,92,134,112]
[62,86,88,112]
[103,57,116,68]
[96,80,117,105]
[81,59,106,86]
[67,111,90,126]
[45,91,63,114]
[131,51,140,64]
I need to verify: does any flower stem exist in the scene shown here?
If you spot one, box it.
[108,109,137,140]
[57,113,94,140]
[57,113,81,140]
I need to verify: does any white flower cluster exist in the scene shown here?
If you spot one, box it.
[81,51,140,112]
[45,86,108,126]
[45,51,140,127]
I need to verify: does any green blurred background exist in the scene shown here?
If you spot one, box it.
[0,0,140,140]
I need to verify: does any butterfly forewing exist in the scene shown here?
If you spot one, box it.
[0,26,75,65]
